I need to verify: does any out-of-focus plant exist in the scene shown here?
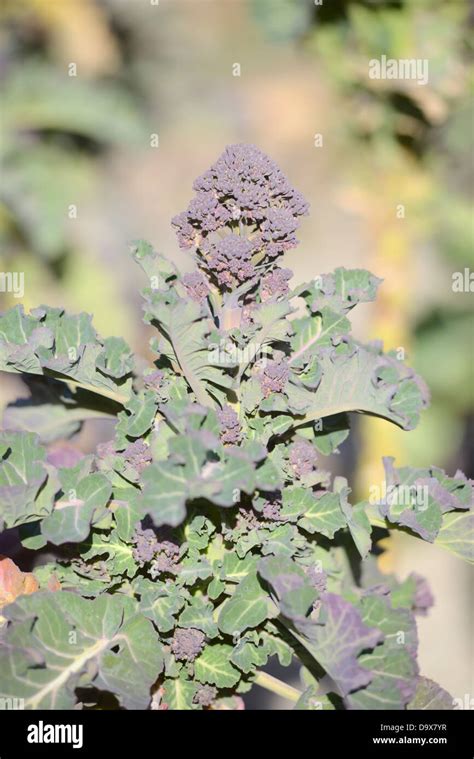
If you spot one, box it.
[0,62,146,263]
[252,0,474,477]
[0,0,148,343]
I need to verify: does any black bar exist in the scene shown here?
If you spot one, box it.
[0,709,472,757]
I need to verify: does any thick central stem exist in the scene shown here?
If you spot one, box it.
[221,305,242,331]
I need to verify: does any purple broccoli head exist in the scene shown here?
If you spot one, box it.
[171,144,308,293]
[171,210,196,249]
[192,143,308,223]
[289,438,318,477]
[207,235,255,286]
[123,439,152,474]
[259,208,298,258]
[182,271,209,302]
[259,358,290,397]
[412,572,434,615]
[261,268,292,302]
[235,506,261,532]
[193,684,217,707]
[171,628,206,662]
[132,525,158,566]
[262,495,283,521]
[150,540,180,577]
[217,404,242,445]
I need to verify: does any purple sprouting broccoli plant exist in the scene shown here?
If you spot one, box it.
[0,144,471,713]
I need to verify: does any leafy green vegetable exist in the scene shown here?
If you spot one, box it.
[0,144,469,712]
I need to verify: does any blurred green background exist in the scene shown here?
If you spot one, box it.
[0,0,472,704]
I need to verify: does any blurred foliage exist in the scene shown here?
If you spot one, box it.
[252,0,472,268]
[253,0,473,479]
[0,0,147,337]
[251,0,313,42]
[1,62,145,261]
[1,0,121,75]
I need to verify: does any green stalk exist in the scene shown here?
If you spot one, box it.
[254,671,301,703]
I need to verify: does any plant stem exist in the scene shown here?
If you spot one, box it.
[254,671,301,703]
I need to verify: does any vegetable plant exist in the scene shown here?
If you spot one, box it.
[0,144,471,711]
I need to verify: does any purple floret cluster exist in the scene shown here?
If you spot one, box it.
[131,525,180,574]
[260,267,292,302]
[182,271,209,302]
[123,439,152,474]
[412,572,434,615]
[222,506,260,539]
[259,358,290,397]
[288,438,318,477]
[207,235,255,286]
[74,558,109,580]
[262,497,283,521]
[150,540,180,576]
[132,526,158,566]
[258,208,299,259]
[171,628,206,662]
[217,404,242,444]
[193,684,217,707]
[172,144,308,291]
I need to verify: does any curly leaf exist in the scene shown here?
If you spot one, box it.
[0,592,163,709]
[346,593,418,710]
[407,677,454,710]
[144,296,232,407]
[0,305,133,403]
[41,472,112,544]
[293,341,428,432]
[0,431,55,529]
[194,644,241,688]
[366,459,473,561]
[217,573,273,636]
